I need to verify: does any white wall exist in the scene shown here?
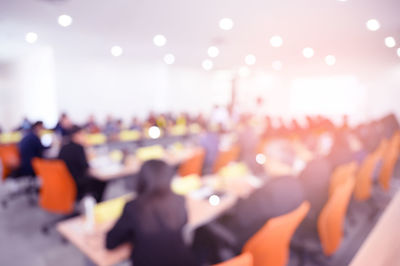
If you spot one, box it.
[55,56,224,125]
[0,46,58,131]
[1,49,400,131]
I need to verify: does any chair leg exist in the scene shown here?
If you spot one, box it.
[1,177,38,208]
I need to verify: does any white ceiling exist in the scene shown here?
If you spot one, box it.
[0,0,399,75]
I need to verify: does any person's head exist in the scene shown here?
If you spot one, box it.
[68,125,86,145]
[31,121,44,135]
[136,160,175,197]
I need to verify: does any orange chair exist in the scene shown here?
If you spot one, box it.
[242,201,310,266]
[214,253,253,266]
[0,144,20,180]
[354,139,388,201]
[329,161,358,197]
[213,145,240,173]
[317,177,355,256]
[178,148,205,177]
[32,158,77,214]
[378,132,400,191]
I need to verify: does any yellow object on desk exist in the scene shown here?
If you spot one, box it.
[86,134,107,145]
[109,150,124,163]
[94,194,133,224]
[136,145,165,161]
[0,132,22,144]
[189,123,201,134]
[170,142,184,151]
[119,130,141,142]
[170,125,187,136]
[218,162,249,178]
[171,175,202,195]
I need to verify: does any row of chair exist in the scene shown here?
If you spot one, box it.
[178,144,240,177]
[213,131,400,266]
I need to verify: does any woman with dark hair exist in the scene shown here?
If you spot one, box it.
[106,160,197,266]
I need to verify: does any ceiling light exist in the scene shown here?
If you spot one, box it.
[366,19,380,31]
[110,46,123,57]
[58,14,73,27]
[153,34,167,47]
[384,37,396,48]
[270,36,283,47]
[325,55,336,66]
[25,32,38,44]
[245,54,256,65]
[238,66,251,78]
[164,53,175,65]
[219,18,234,31]
[202,59,213,71]
[207,46,220,58]
[272,61,283,71]
[397,48,400,57]
[303,47,314,58]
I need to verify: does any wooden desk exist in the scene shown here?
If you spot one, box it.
[56,173,261,266]
[91,148,197,181]
[350,191,400,266]
[57,194,237,266]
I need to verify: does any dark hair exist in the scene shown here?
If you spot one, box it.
[31,121,43,130]
[68,125,83,136]
[136,160,175,197]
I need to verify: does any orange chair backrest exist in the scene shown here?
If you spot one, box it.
[256,138,269,154]
[213,145,240,173]
[242,201,310,266]
[178,148,205,177]
[32,158,77,214]
[354,139,388,201]
[0,144,20,180]
[378,132,400,191]
[318,177,355,256]
[329,161,358,197]
[214,253,253,266]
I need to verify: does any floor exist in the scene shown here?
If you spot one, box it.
[0,173,398,266]
[0,178,131,266]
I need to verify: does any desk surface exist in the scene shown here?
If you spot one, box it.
[56,174,260,266]
[350,191,400,266]
[90,148,197,181]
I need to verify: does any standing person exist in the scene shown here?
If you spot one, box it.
[106,160,197,266]
[12,121,46,177]
[237,114,262,175]
[58,126,106,202]
[199,125,220,175]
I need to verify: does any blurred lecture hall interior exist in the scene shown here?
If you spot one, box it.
[1,0,400,265]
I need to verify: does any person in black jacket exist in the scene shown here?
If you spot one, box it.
[106,160,197,266]
[12,121,46,177]
[58,126,106,202]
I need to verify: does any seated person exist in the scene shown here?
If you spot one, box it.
[192,176,304,263]
[54,112,73,136]
[106,160,197,266]
[58,126,106,202]
[297,156,332,224]
[83,114,101,134]
[12,121,46,178]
